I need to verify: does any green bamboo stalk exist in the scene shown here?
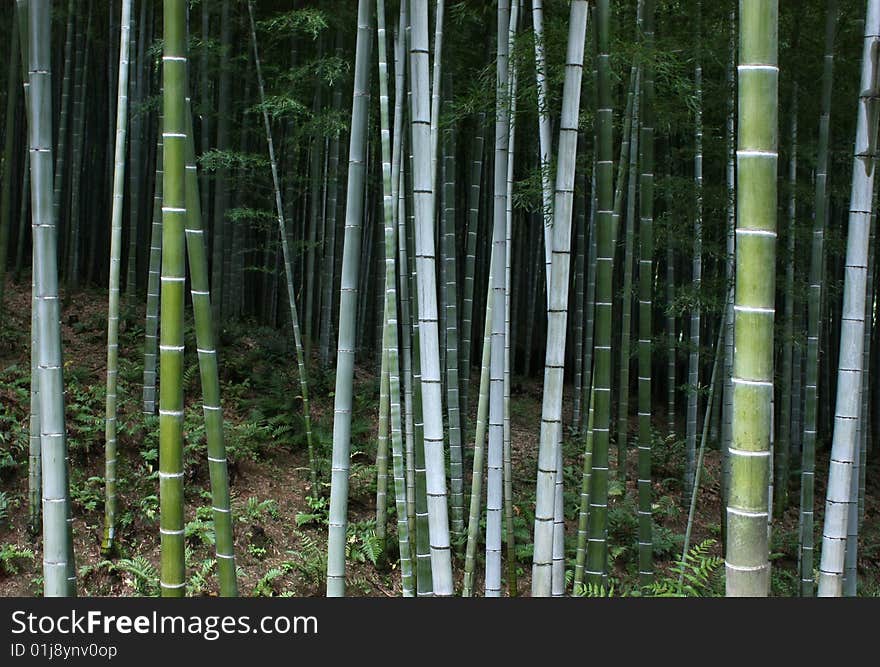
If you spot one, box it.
[158,0,188,598]
[66,2,90,291]
[461,276,491,598]
[183,99,238,597]
[459,114,485,429]
[775,81,798,519]
[799,0,838,596]
[0,10,20,319]
[443,93,463,544]
[101,0,133,558]
[721,6,736,544]
[617,68,640,484]
[585,0,614,589]
[210,0,231,329]
[143,128,163,416]
[572,379,595,591]
[637,0,656,586]
[51,0,74,275]
[125,7,143,300]
[684,0,704,505]
[726,0,778,597]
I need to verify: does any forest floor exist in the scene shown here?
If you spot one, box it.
[0,280,878,597]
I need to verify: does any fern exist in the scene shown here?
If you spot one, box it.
[107,556,159,596]
[646,539,723,597]
[572,580,616,597]
[287,533,327,588]
[187,558,217,597]
[0,491,9,526]
[0,544,35,575]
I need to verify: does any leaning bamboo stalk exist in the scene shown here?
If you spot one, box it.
[679,310,725,594]
[102,0,133,558]
[532,0,553,294]
[461,264,493,598]
[246,0,317,499]
[531,0,590,597]
[326,0,373,597]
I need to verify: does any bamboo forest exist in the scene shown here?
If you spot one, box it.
[0,0,878,601]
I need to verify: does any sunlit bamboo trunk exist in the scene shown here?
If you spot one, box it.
[726,0,778,597]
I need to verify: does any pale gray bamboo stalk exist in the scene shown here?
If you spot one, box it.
[485,0,511,598]
[504,2,520,595]
[429,0,444,196]
[531,0,553,295]
[531,0,590,597]
[25,0,76,596]
[817,0,880,597]
[325,0,373,598]
[375,0,411,589]
[409,0,453,595]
